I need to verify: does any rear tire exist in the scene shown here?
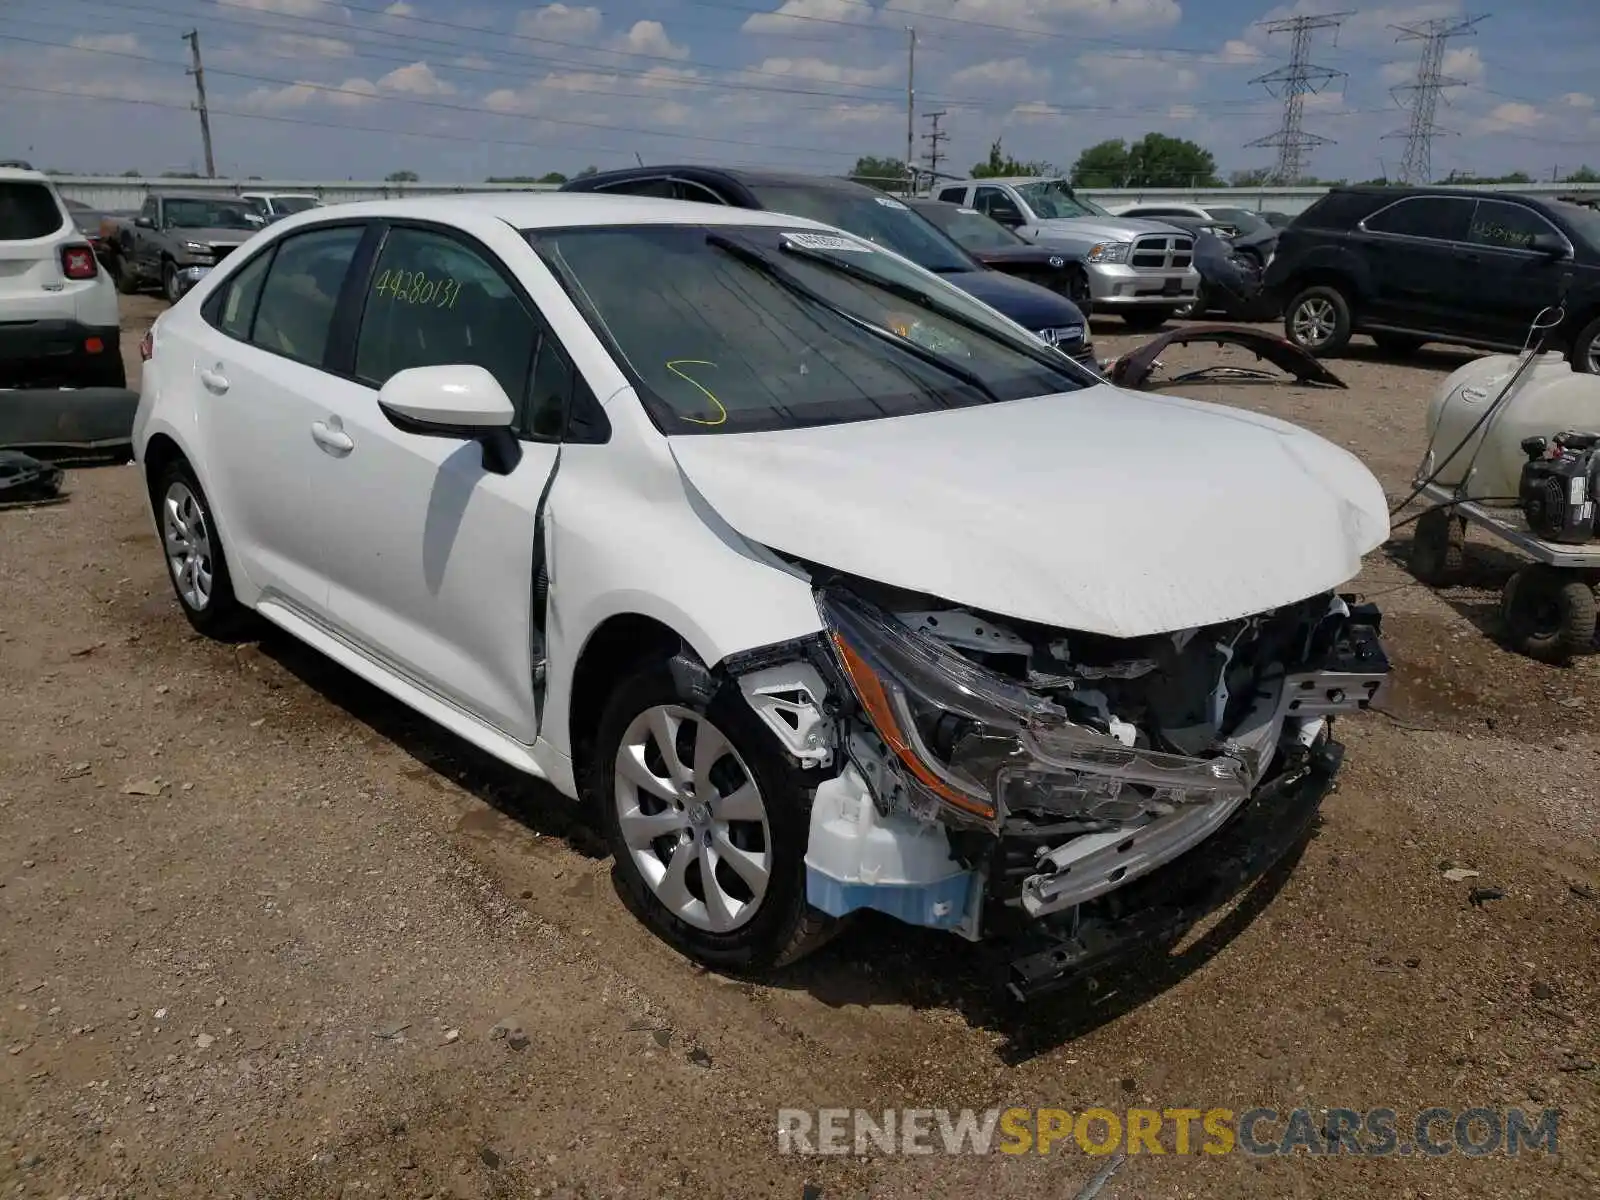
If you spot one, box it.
[113,253,140,295]
[1285,285,1353,355]
[1120,309,1168,333]
[1409,508,1465,584]
[1501,565,1597,663]
[1570,316,1600,375]
[152,458,243,637]
[592,662,837,973]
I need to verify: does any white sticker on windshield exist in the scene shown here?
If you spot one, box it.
[782,231,873,252]
[874,196,909,210]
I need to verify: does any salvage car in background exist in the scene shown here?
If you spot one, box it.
[241,192,322,223]
[133,194,1392,999]
[905,197,1093,311]
[104,192,265,304]
[933,176,1200,330]
[1264,185,1600,370]
[559,167,1096,367]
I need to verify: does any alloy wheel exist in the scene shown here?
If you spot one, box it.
[613,704,772,934]
[1291,297,1336,347]
[163,481,214,611]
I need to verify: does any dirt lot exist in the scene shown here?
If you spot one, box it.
[2,296,1597,1199]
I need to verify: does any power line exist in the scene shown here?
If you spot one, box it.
[922,110,949,178]
[1246,11,1350,185]
[1382,15,1488,186]
[181,28,215,178]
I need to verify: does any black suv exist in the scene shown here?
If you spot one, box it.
[1263,186,1600,372]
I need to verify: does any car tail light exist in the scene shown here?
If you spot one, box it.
[60,243,98,280]
[84,337,104,355]
[139,331,154,361]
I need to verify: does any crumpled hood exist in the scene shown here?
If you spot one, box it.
[939,267,1085,330]
[178,227,252,246]
[1028,216,1189,241]
[668,386,1389,638]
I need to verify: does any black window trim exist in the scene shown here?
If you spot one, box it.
[198,217,374,366]
[335,216,610,445]
[1356,194,1477,243]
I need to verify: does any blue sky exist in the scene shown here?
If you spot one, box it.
[2,0,1596,183]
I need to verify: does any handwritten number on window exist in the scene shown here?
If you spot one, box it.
[374,269,461,308]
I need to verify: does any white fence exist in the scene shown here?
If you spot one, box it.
[50,174,1600,217]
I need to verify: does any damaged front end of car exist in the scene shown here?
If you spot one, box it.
[745,580,1390,1001]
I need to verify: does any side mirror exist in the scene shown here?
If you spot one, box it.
[135,215,153,229]
[377,365,523,476]
[1528,232,1570,259]
[991,207,1024,228]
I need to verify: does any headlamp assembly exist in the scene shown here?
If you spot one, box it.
[817,588,1251,831]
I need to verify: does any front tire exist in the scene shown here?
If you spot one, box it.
[593,663,836,972]
[1501,565,1597,663]
[154,459,242,636]
[1570,316,1600,375]
[1285,285,1353,355]
[162,261,183,305]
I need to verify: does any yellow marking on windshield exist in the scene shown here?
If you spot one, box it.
[665,359,728,427]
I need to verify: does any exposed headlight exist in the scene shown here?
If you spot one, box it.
[818,588,1248,830]
[1086,241,1131,264]
[183,241,212,255]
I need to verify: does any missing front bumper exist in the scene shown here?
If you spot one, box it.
[1005,737,1344,1003]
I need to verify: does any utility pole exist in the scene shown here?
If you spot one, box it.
[922,110,948,180]
[1382,15,1486,186]
[1245,11,1350,185]
[182,29,216,179]
[904,27,916,194]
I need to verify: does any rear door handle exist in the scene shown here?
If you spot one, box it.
[311,420,354,455]
[199,367,229,394]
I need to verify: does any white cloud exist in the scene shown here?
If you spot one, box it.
[247,77,380,110]
[1219,39,1263,65]
[1008,100,1064,123]
[483,65,700,118]
[378,61,455,95]
[231,0,348,15]
[1166,103,1198,120]
[1383,44,1483,87]
[515,4,603,41]
[69,33,141,54]
[1077,49,1198,95]
[609,20,689,61]
[742,0,872,36]
[813,101,900,128]
[1473,101,1543,134]
[881,0,1181,34]
[384,1,415,14]
[1561,92,1596,109]
[263,33,356,58]
[755,56,899,87]
[949,57,1049,92]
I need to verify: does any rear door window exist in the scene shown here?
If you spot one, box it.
[1467,200,1560,251]
[1362,196,1473,242]
[0,182,66,241]
[250,225,365,368]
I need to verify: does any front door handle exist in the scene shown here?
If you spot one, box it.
[199,367,229,394]
[310,420,354,455]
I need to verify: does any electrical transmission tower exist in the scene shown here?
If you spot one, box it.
[1383,15,1487,185]
[1246,11,1350,185]
[922,110,949,179]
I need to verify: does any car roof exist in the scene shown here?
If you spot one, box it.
[572,164,880,196]
[1329,183,1552,206]
[261,191,842,232]
[0,166,54,185]
[152,191,261,202]
[944,176,1059,186]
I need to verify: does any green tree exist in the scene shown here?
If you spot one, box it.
[1072,133,1218,188]
[1563,165,1600,184]
[385,169,420,182]
[121,168,141,177]
[1436,169,1531,185]
[1228,167,1274,188]
[539,171,568,184]
[848,155,909,190]
[970,138,1052,180]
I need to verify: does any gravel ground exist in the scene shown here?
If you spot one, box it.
[1,297,1596,1199]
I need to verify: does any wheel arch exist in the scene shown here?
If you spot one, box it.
[564,612,690,799]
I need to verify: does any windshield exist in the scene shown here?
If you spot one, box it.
[1552,200,1600,249]
[1015,180,1111,220]
[744,184,975,274]
[164,198,259,230]
[916,204,1024,251]
[273,196,320,215]
[527,223,1087,436]
[1205,207,1269,235]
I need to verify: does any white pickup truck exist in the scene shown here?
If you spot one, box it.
[934,177,1201,330]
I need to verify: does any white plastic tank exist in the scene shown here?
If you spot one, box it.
[1423,352,1600,506]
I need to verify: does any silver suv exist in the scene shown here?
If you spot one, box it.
[935,177,1200,330]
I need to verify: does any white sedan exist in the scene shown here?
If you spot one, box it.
[133,194,1393,998]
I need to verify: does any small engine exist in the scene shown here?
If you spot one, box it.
[1519,431,1600,543]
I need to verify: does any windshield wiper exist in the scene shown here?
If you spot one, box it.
[705,233,1002,405]
[769,237,1084,379]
